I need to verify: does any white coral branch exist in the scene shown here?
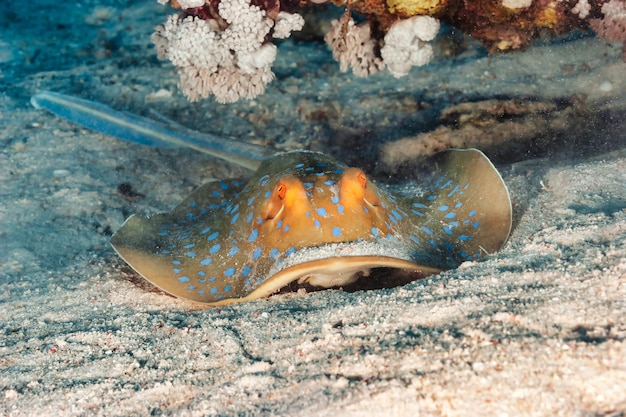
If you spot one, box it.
[324,14,383,77]
[152,0,304,102]
[273,12,305,39]
[381,16,440,78]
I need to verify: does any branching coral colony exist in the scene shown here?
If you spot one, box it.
[153,0,626,102]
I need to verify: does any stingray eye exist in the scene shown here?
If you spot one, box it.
[358,172,367,188]
[276,182,287,199]
[261,181,288,220]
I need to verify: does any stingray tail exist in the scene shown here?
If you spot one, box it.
[30,91,271,170]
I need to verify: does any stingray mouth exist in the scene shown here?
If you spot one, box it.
[247,251,443,303]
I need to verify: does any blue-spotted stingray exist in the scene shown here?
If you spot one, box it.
[32,91,512,306]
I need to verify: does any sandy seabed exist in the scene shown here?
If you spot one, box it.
[1,1,625,416]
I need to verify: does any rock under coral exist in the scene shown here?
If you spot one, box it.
[385,0,448,17]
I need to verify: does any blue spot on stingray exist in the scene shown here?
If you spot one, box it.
[392,210,402,220]
[421,226,433,236]
[248,196,256,206]
[449,221,459,227]
[426,195,437,201]
[317,207,327,216]
[315,171,325,177]
[228,246,239,257]
[188,201,197,207]
[305,211,311,217]
[209,276,216,282]
[464,183,470,189]
[445,212,457,219]
[372,227,379,237]
[472,221,480,229]
[469,210,477,217]
[332,226,342,237]
[200,227,211,235]
[159,231,169,237]
[186,251,196,258]
[249,229,258,242]
[188,285,195,291]
[224,267,235,277]
[409,234,420,244]
[264,190,272,198]
[220,182,228,190]
[172,260,181,265]
[286,247,296,256]
[173,268,181,274]
[448,185,460,197]
[241,265,251,277]
[257,218,263,225]
[388,214,398,224]
[411,209,424,217]
[207,231,219,241]
[276,219,283,229]
[442,242,454,251]
[178,276,190,283]
[440,179,453,189]
[246,212,253,223]
[200,258,212,266]
[295,163,305,169]
[331,195,339,204]
[211,191,221,197]
[337,205,344,214]
[454,202,462,209]
[209,244,221,254]
[463,219,470,225]
[443,226,453,235]
[363,206,369,214]
[438,205,449,211]
[314,219,321,228]
[303,182,314,189]
[259,175,270,185]
[413,202,426,208]
[231,213,240,225]
[284,224,290,232]
[429,239,438,247]
[325,179,336,186]
[253,247,262,260]
[198,289,205,295]
[210,288,217,295]
[198,271,206,277]
[270,248,279,259]
[459,235,471,241]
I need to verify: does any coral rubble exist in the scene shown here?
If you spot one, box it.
[378,97,591,171]
[153,0,626,102]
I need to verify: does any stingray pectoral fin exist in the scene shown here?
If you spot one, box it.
[403,149,512,268]
[110,215,178,295]
[444,149,512,253]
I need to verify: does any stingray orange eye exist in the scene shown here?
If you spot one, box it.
[276,182,287,199]
[358,172,367,188]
